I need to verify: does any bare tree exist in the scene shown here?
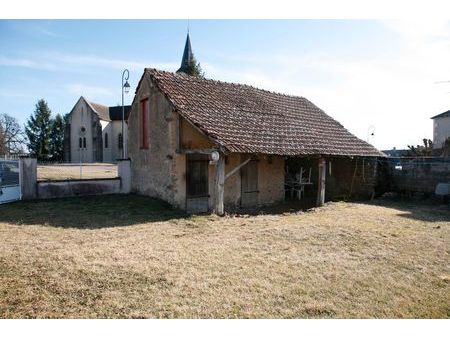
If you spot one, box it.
[0,113,26,156]
[407,138,433,157]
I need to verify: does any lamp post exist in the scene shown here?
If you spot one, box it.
[122,69,130,159]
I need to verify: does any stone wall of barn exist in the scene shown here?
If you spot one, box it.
[180,118,215,150]
[128,76,180,206]
[222,153,285,210]
[258,155,286,206]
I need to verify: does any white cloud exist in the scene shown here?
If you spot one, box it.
[66,84,113,97]
[0,56,56,70]
[41,52,178,72]
[0,52,178,73]
[204,20,450,150]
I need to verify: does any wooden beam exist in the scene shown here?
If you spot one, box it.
[215,155,225,216]
[224,157,252,181]
[316,157,326,206]
[182,149,217,155]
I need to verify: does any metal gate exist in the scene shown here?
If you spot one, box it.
[0,159,21,204]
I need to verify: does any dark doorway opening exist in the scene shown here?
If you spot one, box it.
[186,154,209,213]
[285,157,319,209]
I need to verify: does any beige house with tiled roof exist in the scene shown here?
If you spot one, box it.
[64,96,131,163]
[127,69,383,214]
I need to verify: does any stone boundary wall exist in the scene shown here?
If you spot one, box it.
[376,157,450,195]
[19,158,131,200]
[37,178,121,199]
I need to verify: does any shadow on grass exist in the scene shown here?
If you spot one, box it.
[231,195,450,223]
[0,194,188,229]
[361,194,450,223]
[228,199,317,216]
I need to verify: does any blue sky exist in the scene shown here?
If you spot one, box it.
[1,19,449,150]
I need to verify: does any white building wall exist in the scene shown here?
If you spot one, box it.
[433,116,450,149]
[100,120,126,163]
[101,120,112,163]
[70,99,95,163]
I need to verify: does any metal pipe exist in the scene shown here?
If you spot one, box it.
[121,69,130,159]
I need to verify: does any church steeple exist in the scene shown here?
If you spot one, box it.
[177,32,194,74]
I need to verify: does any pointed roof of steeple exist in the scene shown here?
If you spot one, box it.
[177,32,194,74]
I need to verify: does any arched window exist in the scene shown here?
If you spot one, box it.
[83,137,86,149]
[118,133,123,149]
[104,133,109,148]
[79,137,82,149]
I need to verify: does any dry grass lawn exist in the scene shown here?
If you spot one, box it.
[37,164,118,181]
[0,195,448,318]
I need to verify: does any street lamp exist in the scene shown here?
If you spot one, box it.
[121,69,130,159]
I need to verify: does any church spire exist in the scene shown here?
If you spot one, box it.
[177,32,194,74]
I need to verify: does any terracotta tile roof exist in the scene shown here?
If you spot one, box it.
[145,68,384,157]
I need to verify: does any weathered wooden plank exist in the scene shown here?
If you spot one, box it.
[182,149,217,155]
[215,156,225,215]
[224,157,252,181]
[316,158,326,206]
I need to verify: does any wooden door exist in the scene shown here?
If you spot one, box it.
[241,160,258,207]
[186,155,209,213]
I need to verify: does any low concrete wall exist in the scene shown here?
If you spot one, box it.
[17,157,131,200]
[37,178,121,199]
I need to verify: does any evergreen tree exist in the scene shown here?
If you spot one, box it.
[185,55,204,78]
[48,113,66,162]
[176,33,204,78]
[25,99,52,161]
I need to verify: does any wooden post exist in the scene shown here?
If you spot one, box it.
[316,157,326,207]
[215,155,225,216]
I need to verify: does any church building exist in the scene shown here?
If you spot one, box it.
[63,96,131,163]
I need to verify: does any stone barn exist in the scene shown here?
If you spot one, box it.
[127,68,383,214]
